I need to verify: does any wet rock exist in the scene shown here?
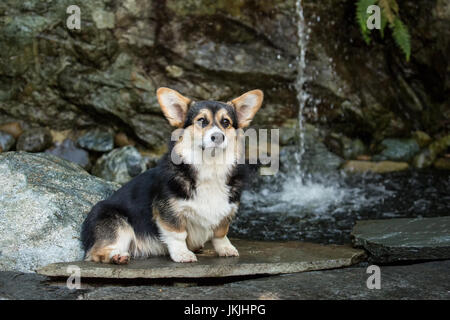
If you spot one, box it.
[0,122,23,139]
[165,65,184,78]
[373,138,420,162]
[0,271,85,300]
[413,134,450,168]
[92,146,147,184]
[114,132,135,147]
[16,128,53,152]
[80,260,450,300]
[325,133,366,160]
[280,125,344,174]
[77,128,114,152]
[356,154,371,161]
[0,131,15,152]
[0,152,119,272]
[139,149,163,169]
[434,157,450,170]
[37,240,366,279]
[92,9,115,29]
[45,139,91,170]
[352,217,450,263]
[50,129,71,144]
[412,131,432,148]
[3,260,449,300]
[342,160,409,174]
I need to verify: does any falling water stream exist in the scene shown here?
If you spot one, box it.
[230,0,450,244]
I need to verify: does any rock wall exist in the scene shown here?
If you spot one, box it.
[0,0,448,158]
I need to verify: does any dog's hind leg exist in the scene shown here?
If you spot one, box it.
[85,214,135,265]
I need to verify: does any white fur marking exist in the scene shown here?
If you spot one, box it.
[212,236,239,257]
[157,222,197,263]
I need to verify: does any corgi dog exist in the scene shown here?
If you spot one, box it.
[81,88,263,264]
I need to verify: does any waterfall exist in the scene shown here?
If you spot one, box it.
[294,0,309,183]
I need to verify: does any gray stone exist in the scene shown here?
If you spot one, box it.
[325,133,367,160]
[0,271,85,300]
[81,260,450,300]
[434,157,450,170]
[342,160,409,173]
[280,125,344,175]
[45,139,91,170]
[92,146,147,184]
[0,131,15,152]
[77,128,114,152]
[6,260,448,300]
[373,138,420,162]
[37,240,366,279]
[16,128,53,152]
[413,134,450,168]
[0,152,119,272]
[352,217,450,263]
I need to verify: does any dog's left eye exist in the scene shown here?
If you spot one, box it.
[221,119,230,128]
[197,117,208,127]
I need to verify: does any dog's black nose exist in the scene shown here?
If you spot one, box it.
[211,132,225,144]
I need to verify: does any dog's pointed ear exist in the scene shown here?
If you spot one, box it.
[157,87,191,127]
[229,90,263,128]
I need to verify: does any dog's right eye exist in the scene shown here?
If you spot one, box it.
[197,117,208,127]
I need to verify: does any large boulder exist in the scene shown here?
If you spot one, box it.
[0,152,119,272]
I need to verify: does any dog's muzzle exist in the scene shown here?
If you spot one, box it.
[203,127,227,149]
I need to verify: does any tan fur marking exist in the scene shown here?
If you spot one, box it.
[213,220,230,238]
[157,87,191,128]
[193,109,214,134]
[229,89,264,128]
[87,245,114,263]
[215,108,233,129]
[213,209,235,238]
[153,206,186,233]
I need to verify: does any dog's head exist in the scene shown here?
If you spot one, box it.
[157,88,263,161]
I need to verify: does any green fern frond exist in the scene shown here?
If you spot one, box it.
[392,17,411,61]
[379,0,398,24]
[356,0,377,44]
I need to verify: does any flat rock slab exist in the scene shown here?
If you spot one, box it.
[352,217,450,263]
[37,240,365,279]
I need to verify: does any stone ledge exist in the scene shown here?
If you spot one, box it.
[352,217,450,263]
[37,240,366,279]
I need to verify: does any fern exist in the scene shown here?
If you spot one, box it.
[378,0,398,24]
[392,17,411,61]
[355,0,412,61]
[356,0,377,44]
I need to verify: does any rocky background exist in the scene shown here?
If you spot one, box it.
[0,1,449,272]
[0,0,448,177]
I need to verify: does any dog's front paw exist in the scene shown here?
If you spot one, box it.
[111,253,130,265]
[216,244,239,257]
[170,250,198,263]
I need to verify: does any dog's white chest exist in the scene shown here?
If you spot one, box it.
[179,176,233,227]
[177,163,234,240]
